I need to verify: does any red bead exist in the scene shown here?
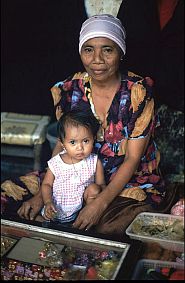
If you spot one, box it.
[86,266,97,279]
[39,251,46,259]
[161,267,170,276]
[169,270,185,280]
[32,264,39,272]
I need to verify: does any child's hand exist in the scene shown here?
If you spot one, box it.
[44,202,57,220]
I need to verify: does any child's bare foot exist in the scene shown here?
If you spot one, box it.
[35,215,45,222]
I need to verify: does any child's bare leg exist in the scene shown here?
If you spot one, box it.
[84,184,101,204]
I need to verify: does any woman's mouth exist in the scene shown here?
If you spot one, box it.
[92,69,106,75]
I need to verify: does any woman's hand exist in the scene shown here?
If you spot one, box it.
[17,192,43,220]
[73,197,107,231]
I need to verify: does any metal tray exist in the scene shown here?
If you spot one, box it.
[1,219,132,280]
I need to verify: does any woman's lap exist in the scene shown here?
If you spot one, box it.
[1,171,181,238]
[95,182,182,238]
[95,196,154,239]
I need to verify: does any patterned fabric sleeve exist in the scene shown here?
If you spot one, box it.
[50,75,73,121]
[127,77,155,139]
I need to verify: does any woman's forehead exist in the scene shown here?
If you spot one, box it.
[83,37,117,47]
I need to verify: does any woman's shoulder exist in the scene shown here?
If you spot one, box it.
[122,70,154,86]
[52,72,88,88]
[121,71,154,102]
[71,72,88,81]
[50,72,89,107]
[121,70,143,82]
[127,71,143,80]
[123,71,144,86]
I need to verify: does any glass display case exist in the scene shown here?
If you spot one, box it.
[1,218,143,280]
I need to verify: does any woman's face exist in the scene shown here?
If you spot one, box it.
[80,37,122,82]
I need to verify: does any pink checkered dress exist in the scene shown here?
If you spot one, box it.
[47,152,98,222]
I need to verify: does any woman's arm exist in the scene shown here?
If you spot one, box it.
[73,136,149,230]
[17,190,44,220]
[101,135,150,204]
[52,139,64,157]
[95,159,106,189]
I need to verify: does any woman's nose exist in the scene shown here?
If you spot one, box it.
[93,49,104,63]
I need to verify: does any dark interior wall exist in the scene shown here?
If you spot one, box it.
[118,0,184,112]
[1,0,86,116]
[1,0,184,115]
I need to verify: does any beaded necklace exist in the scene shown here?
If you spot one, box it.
[71,157,92,184]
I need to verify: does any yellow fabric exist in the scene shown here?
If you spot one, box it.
[1,112,50,145]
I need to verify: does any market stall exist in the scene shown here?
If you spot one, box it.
[1,217,143,280]
[1,211,184,280]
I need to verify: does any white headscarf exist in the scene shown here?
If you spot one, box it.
[79,14,126,55]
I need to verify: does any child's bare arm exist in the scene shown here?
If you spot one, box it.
[41,168,55,205]
[41,169,57,219]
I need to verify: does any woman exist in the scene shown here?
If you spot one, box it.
[3,14,177,238]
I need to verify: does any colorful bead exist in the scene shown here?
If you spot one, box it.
[39,250,47,259]
[86,266,97,279]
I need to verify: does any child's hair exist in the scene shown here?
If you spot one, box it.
[57,108,100,142]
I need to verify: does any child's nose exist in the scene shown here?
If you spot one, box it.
[77,143,83,150]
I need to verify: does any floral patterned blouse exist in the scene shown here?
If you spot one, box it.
[51,71,165,207]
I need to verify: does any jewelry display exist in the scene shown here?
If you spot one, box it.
[1,237,123,280]
[1,236,17,257]
[38,242,63,267]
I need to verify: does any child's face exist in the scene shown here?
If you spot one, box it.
[62,124,94,161]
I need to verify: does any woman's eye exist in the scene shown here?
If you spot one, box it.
[83,47,93,53]
[103,47,113,54]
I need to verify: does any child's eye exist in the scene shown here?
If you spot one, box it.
[83,139,89,144]
[70,140,75,145]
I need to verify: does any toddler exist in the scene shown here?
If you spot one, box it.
[41,109,106,224]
